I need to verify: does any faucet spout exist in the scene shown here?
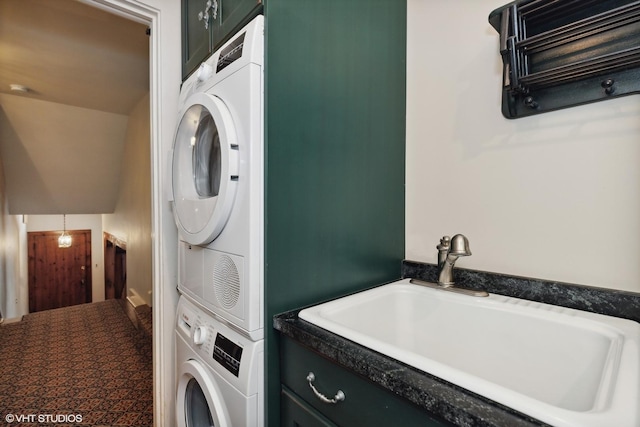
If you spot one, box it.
[437,234,471,286]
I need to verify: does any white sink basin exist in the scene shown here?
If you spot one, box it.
[299,278,640,427]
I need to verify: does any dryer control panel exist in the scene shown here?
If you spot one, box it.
[216,32,244,73]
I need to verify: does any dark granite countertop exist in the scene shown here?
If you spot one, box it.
[273,260,640,427]
[402,261,640,324]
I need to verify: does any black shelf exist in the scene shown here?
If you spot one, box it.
[489,0,640,118]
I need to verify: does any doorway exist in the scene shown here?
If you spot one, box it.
[104,232,127,300]
[0,0,170,422]
[27,230,92,312]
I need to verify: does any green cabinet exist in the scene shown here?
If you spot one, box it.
[181,0,262,79]
[214,0,260,50]
[279,338,449,427]
[181,0,209,79]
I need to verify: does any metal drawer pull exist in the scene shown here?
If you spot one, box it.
[306,372,345,404]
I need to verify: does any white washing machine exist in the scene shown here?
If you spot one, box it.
[175,295,264,427]
[171,16,264,340]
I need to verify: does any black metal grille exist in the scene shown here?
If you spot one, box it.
[489,0,640,118]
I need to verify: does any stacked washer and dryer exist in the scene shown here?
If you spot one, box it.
[171,15,265,427]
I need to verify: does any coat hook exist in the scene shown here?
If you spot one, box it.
[523,96,538,109]
[601,79,615,95]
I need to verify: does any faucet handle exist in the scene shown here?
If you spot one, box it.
[437,236,451,268]
[437,236,451,251]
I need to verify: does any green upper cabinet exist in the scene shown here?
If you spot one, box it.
[181,0,262,80]
[181,0,211,79]
[214,0,262,51]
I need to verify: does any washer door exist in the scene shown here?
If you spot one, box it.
[172,92,239,245]
[176,360,231,427]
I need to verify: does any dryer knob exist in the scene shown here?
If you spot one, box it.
[196,63,213,83]
[193,325,208,345]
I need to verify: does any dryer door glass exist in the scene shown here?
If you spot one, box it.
[172,92,238,245]
[185,378,215,427]
[192,110,221,198]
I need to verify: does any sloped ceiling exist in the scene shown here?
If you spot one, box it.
[0,0,150,214]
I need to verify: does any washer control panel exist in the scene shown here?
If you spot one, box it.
[176,296,263,396]
[213,333,243,376]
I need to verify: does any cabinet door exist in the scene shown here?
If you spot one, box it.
[182,0,212,79]
[212,0,262,50]
[281,338,450,427]
[281,387,338,427]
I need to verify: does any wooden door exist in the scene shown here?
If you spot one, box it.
[28,230,92,313]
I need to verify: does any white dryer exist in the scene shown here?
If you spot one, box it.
[175,295,264,427]
[171,16,264,340]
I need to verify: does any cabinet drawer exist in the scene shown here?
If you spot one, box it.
[280,337,449,427]
[281,385,338,427]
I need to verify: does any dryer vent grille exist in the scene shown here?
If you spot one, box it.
[212,255,240,309]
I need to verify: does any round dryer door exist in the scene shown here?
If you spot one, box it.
[176,360,231,427]
[172,92,239,245]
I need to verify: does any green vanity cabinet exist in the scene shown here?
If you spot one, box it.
[279,338,449,427]
[181,0,262,79]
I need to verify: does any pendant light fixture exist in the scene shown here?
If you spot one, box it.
[58,214,72,248]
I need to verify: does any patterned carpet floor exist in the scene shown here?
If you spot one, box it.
[0,300,153,426]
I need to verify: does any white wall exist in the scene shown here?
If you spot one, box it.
[0,156,27,319]
[103,93,153,306]
[0,94,128,214]
[26,214,105,303]
[406,0,640,293]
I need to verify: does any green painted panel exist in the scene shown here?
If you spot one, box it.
[265,0,406,314]
[264,1,407,425]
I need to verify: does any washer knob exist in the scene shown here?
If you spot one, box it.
[196,62,213,83]
[193,325,208,345]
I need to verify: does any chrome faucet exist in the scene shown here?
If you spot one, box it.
[409,234,486,297]
[437,234,471,287]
